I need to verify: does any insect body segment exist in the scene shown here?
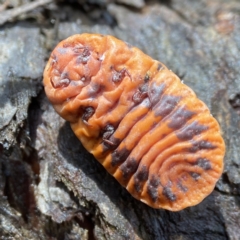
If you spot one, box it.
[43,33,225,211]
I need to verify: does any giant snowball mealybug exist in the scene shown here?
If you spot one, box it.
[43,33,225,211]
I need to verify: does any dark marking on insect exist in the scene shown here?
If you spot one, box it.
[76,47,91,64]
[190,172,201,180]
[61,72,69,79]
[177,121,208,141]
[120,158,138,179]
[148,82,165,106]
[112,68,130,83]
[82,106,95,124]
[144,73,150,82]
[134,165,149,192]
[111,147,131,167]
[72,46,84,53]
[157,63,165,71]
[154,95,181,117]
[132,92,145,104]
[62,42,71,48]
[132,84,149,104]
[51,53,58,65]
[88,83,104,97]
[163,186,177,201]
[196,158,212,170]
[147,174,160,202]
[139,84,148,93]
[177,181,188,192]
[168,107,195,129]
[51,77,70,89]
[102,137,120,151]
[188,140,216,153]
[102,124,115,140]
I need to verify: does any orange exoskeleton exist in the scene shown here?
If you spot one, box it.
[43,33,225,211]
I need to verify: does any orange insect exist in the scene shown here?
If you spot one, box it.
[43,33,225,211]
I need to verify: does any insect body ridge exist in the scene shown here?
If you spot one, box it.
[43,33,225,211]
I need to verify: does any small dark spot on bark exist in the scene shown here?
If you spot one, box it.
[163,186,177,201]
[82,107,95,123]
[196,158,212,170]
[229,93,240,113]
[120,158,138,179]
[148,82,165,106]
[177,121,208,141]
[111,147,131,167]
[188,140,216,153]
[154,95,181,117]
[147,175,160,202]
[168,107,195,129]
[190,172,201,180]
[134,165,149,192]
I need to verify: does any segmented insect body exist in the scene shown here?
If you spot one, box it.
[43,33,225,211]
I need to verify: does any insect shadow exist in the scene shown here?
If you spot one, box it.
[57,121,155,210]
[57,122,156,237]
[56,122,227,239]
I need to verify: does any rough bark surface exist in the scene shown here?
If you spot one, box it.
[0,0,239,239]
